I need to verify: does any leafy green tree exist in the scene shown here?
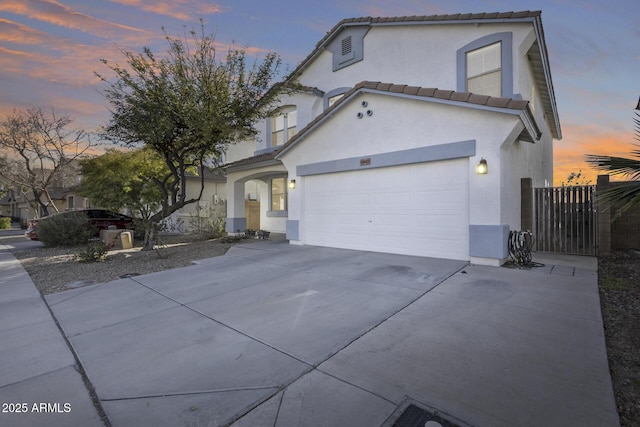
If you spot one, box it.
[95,24,296,246]
[78,148,168,248]
[586,102,640,217]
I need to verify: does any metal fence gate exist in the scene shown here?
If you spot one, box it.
[534,185,598,255]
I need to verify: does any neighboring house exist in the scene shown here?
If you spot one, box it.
[165,168,227,232]
[0,186,90,223]
[224,11,561,266]
[0,158,226,230]
[0,159,89,222]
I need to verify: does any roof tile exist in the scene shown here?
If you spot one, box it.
[224,152,277,169]
[389,84,407,93]
[468,93,491,105]
[486,97,512,108]
[450,92,472,102]
[434,89,455,99]
[417,87,437,97]
[508,99,530,109]
[402,86,420,95]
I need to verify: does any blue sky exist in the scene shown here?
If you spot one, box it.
[1,0,638,184]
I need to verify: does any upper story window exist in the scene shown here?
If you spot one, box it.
[457,32,513,98]
[466,42,502,97]
[323,87,351,110]
[270,106,297,147]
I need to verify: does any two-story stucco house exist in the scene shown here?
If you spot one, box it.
[224,11,561,266]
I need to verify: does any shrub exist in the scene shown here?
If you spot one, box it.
[76,241,108,263]
[188,207,226,239]
[37,211,97,247]
[0,217,10,229]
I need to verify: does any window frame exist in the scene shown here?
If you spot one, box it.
[457,32,513,98]
[323,87,351,110]
[267,105,297,148]
[267,176,288,216]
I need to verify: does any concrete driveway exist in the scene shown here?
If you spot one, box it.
[2,239,619,426]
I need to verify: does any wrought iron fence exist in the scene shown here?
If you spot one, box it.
[534,185,598,255]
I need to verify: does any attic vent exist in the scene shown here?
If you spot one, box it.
[341,36,352,56]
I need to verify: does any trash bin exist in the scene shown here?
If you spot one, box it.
[120,231,133,249]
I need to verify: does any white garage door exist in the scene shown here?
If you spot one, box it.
[303,159,469,260]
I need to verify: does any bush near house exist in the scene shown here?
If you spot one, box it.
[0,217,10,229]
[76,241,109,263]
[36,211,97,247]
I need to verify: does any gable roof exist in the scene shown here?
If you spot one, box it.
[289,10,560,139]
[297,11,541,72]
[275,80,539,159]
[225,80,537,171]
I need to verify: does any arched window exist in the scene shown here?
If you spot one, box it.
[323,87,351,110]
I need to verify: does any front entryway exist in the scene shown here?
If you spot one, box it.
[245,199,260,230]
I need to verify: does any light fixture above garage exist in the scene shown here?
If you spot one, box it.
[288,179,296,190]
[476,158,488,175]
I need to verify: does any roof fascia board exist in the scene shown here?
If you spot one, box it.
[531,16,561,139]
[371,17,537,27]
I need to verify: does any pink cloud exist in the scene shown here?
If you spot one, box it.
[108,0,224,21]
[0,0,146,38]
[0,18,49,44]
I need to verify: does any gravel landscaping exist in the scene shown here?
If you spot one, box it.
[2,232,260,295]
[598,251,640,427]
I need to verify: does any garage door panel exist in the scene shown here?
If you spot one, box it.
[303,159,469,260]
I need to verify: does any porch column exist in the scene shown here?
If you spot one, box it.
[225,179,246,233]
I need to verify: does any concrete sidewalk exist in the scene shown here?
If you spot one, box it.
[0,244,103,426]
[1,239,619,426]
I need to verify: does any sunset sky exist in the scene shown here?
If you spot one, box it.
[1,0,638,185]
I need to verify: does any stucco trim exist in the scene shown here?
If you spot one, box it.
[286,220,300,240]
[266,210,288,218]
[469,224,509,259]
[226,217,247,233]
[296,140,475,177]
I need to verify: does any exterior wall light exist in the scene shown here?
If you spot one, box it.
[288,179,296,190]
[476,158,488,175]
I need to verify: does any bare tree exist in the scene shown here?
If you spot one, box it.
[0,107,96,217]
